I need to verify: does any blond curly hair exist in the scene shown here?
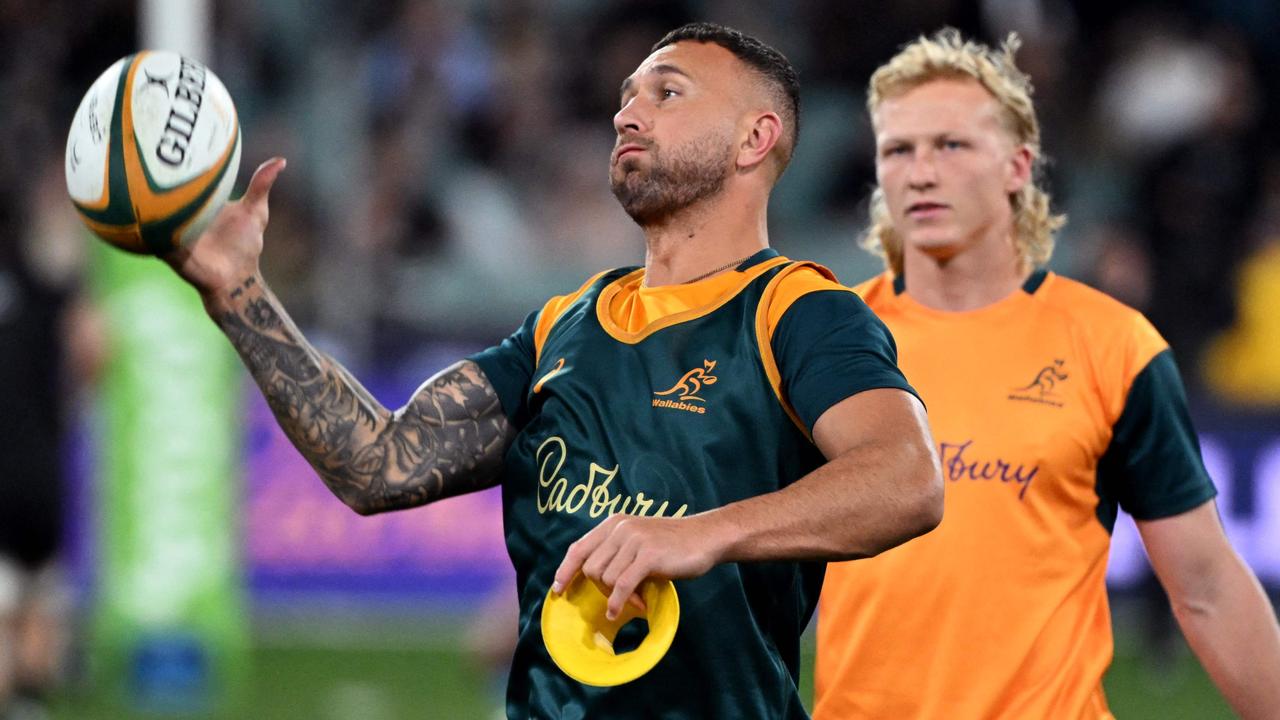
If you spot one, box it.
[863,28,1065,276]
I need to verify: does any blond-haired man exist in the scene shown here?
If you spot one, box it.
[815,29,1280,719]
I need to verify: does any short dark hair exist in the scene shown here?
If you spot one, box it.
[652,22,801,173]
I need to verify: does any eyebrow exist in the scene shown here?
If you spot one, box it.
[877,130,967,146]
[619,63,693,98]
[876,133,917,146]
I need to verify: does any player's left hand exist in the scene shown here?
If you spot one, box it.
[552,514,721,621]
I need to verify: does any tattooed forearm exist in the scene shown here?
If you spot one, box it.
[214,276,514,514]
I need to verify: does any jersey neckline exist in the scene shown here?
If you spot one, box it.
[887,269,1055,321]
[893,267,1048,295]
[597,249,790,343]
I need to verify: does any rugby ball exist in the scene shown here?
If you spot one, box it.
[65,51,241,255]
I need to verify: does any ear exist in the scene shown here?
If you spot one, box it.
[737,111,783,172]
[1005,144,1033,194]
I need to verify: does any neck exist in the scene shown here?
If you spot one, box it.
[900,235,1029,312]
[641,189,769,287]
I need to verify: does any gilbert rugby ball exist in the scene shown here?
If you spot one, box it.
[66,51,241,255]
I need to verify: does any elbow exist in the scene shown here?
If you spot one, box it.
[914,434,946,536]
[331,482,389,517]
[912,469,945,538]
[917,451,946,534]
[902,410,945,541]
[865,454,944,557]
[336,475,433,517]
[343,487,403,517]
[870,420,945,554]
[1169,595,1214,623]
[1163,566,1227,624]
[896,465,944,545]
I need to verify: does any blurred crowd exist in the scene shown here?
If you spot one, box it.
[5,0,1280,401]
[2,2,1278,714]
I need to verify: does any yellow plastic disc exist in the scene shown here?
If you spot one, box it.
[541,575,680,687]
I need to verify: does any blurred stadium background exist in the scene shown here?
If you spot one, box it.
[4,0,1280,717]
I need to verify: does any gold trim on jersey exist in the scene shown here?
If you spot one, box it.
[533,269,614,365]
[595,256,792,344]
[754,262,849,440]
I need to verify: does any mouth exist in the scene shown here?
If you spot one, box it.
[907,202,949,217]
[613,143,647,164]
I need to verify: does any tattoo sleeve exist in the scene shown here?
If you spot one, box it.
[213,275,515,514]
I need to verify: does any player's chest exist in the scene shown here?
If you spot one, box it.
[892,322,1111,505]
[528,312,775,427]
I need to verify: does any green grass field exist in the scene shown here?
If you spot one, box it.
[48,613,1234,719]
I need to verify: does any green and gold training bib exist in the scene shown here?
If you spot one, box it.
[471,248,916,719]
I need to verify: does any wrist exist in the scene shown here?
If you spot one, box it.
[689,507,740,565]
[162,242,259,315]
[202,273,263,320]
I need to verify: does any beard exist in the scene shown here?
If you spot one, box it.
[610,130,735,227]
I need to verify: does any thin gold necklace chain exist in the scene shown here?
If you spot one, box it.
[680,253,756,284]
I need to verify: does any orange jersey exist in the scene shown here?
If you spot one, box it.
[815,270,1216,720]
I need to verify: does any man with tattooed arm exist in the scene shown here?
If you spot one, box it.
[166,23,942,719]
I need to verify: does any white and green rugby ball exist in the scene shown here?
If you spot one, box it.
[65,51,241,255]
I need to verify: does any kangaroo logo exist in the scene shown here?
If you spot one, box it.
[655,360,718,403]
[1019,359,1068,397]
[1008,359,1068,407]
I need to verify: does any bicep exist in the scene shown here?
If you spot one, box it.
[402,359,514,440]
[386,359,516,499]
[339,359,514,514]
[1137,499,1236,600]
[771,288,919,435]
[811,388,932,461]
[358,307,538,513]
[808,388,943,545]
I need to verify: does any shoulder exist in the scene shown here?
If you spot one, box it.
[849,272,896,310]
[1040,273,1167,361]
[768,260,845,297]
[1038,274,1172,402]
[545,266,634,310]
[533,266,635,359]
[761,265,916,435]
[1041,273,1141,321]
[760,261,862,337]
[761,261,898,355]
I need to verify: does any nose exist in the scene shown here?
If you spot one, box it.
[614,94,651,136]
[906,148,938,190]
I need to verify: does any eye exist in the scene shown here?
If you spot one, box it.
[941,139,967,151]
[660,87,680,100]
[883,145,910,158]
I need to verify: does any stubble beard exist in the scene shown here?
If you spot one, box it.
[610,131,735,227]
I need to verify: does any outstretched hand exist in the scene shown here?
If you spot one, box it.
[551,514,723,621]
[165,157,287,300]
